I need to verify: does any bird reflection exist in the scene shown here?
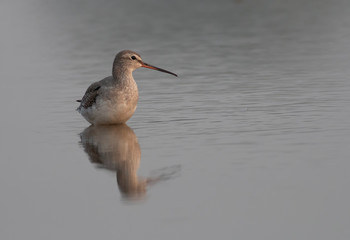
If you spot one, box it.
[79,124,180,201]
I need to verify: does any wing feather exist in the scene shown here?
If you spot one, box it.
[77,82,101,110]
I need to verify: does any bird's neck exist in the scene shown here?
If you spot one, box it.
[112,66,135,86]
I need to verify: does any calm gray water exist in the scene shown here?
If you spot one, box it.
[1,0,350,239]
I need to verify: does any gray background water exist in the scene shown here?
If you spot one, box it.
[1,0,350,239]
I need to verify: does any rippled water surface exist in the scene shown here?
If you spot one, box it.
[1,0,350,239]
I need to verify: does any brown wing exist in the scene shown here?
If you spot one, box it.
[77,82,101,110]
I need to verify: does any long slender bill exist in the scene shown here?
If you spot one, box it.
[141,62,178,77]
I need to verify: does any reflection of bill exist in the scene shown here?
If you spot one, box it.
[79,124,180,201]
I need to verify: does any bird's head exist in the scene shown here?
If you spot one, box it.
[113,50,177,77]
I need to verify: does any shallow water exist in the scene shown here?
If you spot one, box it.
[1,0,350,239]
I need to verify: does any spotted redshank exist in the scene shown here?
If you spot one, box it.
[77,50,177,125]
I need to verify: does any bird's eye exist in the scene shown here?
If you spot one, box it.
[131,56,136,60]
